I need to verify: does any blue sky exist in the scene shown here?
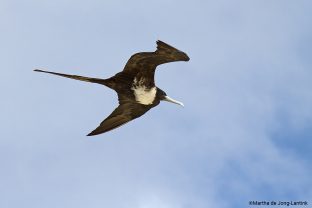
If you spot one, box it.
[1,0,311,207]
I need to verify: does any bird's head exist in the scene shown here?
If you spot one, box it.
[157,88,184,107]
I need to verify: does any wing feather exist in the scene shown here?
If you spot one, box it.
[87,102,151,136]
[123,40,189,74]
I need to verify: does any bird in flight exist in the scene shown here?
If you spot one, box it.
[34,40,190,136]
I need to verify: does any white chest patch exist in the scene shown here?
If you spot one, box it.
[131,77,157,105]
[131,86,157,105]
[131,78,156,105]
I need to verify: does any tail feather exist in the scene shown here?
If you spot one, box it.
[34,69,104,84]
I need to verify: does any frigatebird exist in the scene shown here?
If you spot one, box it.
[34,40,190,136]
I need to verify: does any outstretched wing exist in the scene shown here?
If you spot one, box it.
[87,95,151,136]
[123,40,190,75]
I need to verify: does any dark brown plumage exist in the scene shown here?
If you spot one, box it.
[34,40,189,136]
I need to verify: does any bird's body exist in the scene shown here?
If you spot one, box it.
[35,40,189,136]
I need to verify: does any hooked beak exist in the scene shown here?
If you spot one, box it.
[163,96,184,107]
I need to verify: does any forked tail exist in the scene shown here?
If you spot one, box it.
[34,69,105,85]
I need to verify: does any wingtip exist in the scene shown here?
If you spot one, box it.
[34,69,45,73]
[156,40,182,52]
[86,132,95,136]
[156,40,163,47]
[156,40,167,46]
[87,130,101,136]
